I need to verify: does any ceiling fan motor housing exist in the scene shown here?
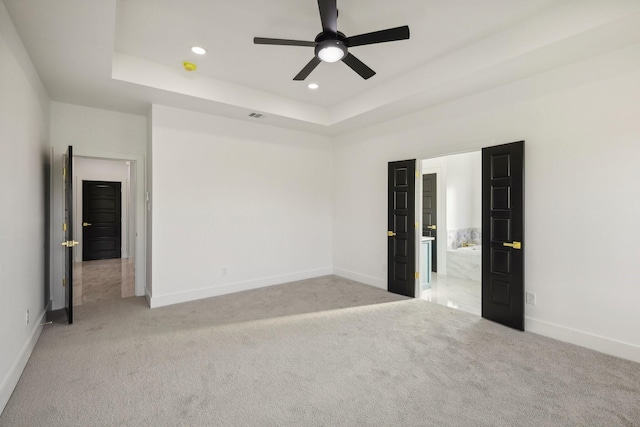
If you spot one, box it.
[314,31,348,63]
[315,39,347,62]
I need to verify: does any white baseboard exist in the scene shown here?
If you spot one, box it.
[144,285,152,308]
[333,268,386,290]
[149,268,333,308]
[526,317,640,364]
[0,309,46,414]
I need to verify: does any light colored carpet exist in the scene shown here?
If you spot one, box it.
[1,275,639,426]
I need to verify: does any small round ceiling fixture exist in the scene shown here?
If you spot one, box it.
[190,46,207,55]
[308,83,319,90]
[183,61,197,71]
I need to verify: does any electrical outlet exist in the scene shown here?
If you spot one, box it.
[525,291,536,305]
[26,309,30,325]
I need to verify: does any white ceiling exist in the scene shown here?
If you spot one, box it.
[5,0,640,135]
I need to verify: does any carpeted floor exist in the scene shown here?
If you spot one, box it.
[1,275,639,426]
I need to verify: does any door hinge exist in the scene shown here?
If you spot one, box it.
[63,167,66,178]
[415,170,420,178]
[63,223,67,232]
[415,221,419,229]
[62,278,66,287]
[415,272,419,279]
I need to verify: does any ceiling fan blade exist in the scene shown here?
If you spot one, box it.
[254,37,317,47]
[346,25,410,47]
[293,57,322,80]
[342,53,375,80]
[317,0,337,34]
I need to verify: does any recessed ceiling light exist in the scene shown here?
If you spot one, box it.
[308,83,319,90]
[191,46,207,55]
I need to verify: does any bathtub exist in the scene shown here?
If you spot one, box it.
[447,245,481,281]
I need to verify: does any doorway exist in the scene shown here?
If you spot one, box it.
[388,142,525,330]
[72,157,136,306]
[418,151,482,316]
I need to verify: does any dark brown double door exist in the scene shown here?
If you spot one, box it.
[82,181,122,261]
[387,160,416,297]
[388,141,525,331]
[481,141,525,330]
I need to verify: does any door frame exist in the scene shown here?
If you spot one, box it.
[73,158,132,262]
[50,147,147,310]
[414,150,489,310]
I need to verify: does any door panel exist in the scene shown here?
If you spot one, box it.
[63,146,73,324]
[388,159,416,297]
[83,181,122,261]
[422,173,437,272]
[482,141,524,330]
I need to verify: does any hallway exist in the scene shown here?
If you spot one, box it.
[72,258,135,306]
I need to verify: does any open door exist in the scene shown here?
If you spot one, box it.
[422,173,437,272]
[62,146,76,324]
[482,141,524,330]
[388,159,417,297]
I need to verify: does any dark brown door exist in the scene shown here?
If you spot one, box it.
[63,146,74,324]
[482,141,524,330]
[388,159,416,297]
[82,181,122,261]
[422,173,437,272]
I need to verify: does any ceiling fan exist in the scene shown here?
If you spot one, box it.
[253,0,410,81]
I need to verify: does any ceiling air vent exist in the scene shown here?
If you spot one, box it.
[248,112,265,119]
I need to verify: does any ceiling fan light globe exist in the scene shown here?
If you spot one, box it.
[316,40,347,63]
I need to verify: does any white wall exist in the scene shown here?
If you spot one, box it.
[446,151,481,231]
[471,153,481,228]
[145,107,153,301]
[50,102,147,309]
[149,105,333,307]
[420,151,481,273]
[333,42,640,362]
[0,1,50,413]
[73,157,132,261]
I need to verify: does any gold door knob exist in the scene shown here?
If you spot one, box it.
[503,241,522,250]
[83,222,91,226]
[427,225,436,230]
[387,231,396,237]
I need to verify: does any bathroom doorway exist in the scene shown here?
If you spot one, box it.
[418,151,482,316]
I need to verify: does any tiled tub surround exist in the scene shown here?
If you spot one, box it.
[447,245,481,282]
[447,228,481,249]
